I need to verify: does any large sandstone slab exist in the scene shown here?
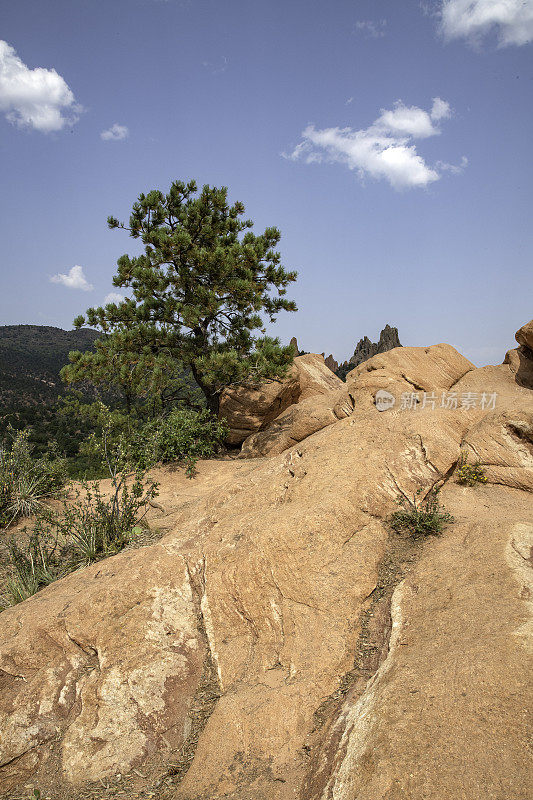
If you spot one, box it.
[304,484,533,800]
[1,409,473,797]
[1,332,532,800]
[0,544,206,789]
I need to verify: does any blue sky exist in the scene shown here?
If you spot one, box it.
[1,0,532,365]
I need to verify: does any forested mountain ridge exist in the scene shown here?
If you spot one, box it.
[0,326,100,453]
[0,325,100,408]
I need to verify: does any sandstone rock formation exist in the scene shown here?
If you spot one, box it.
[289,336,300,355]
[1,320,532,800]
[218,353,342,445]
[240,343,474,458]
[324,353,339,373]
[336,324,402,380]
[516,318,533,352]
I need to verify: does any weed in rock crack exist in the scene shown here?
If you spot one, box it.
[455,452,488,487]
[388,488,454,538]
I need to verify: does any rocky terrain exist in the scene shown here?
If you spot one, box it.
[287,326,401,380]
[333,325,402,380]
[1,320,532,800]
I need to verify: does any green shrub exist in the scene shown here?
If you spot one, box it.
[2,529,61,605]
[388,488,454,537]
[133,408,228,474]
[455,454,487,486]
[78,404,228,478]
[1,469,158,608]
[0,429,66,527]
[54,472,158,566]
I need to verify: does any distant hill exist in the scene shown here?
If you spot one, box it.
[0,325,100,411]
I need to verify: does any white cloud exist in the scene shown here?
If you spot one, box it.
[440,0,533,46]
[430,96,452,121]
[355,19,387,38]
[436,155,469,173]
[103,292,125,305]
[202,56,228,75]
[375,98,449,138]
[0,40,82,132]
[50,265,93,291]
[284,97,461,190]
[101,123,129,141]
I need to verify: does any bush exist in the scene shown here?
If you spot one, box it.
[55,472,158,566]
[133,408,228,474]
[77,404,228,478]
[455,454,487,486]
[0,469,159,608]
[0,429,66,527]
[388,488,454,537]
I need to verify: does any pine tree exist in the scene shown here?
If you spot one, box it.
[62,180,297,414]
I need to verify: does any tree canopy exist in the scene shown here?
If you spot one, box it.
[62,179,298,413]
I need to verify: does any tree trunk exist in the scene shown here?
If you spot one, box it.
[190,364,220,416]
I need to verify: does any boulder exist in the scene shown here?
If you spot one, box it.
[461,409,533,492]
[515,318,533,352]
[346,342,475,411]
[241,343,475,458]
[240,387,355,457]
[504,346,533,389]
[218,354,343,445]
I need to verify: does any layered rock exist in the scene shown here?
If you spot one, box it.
[1,320,532,800]
[241,343,474,458]
[218,353,342,445]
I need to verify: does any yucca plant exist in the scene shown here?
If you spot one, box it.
[0,428,66,528]
[1,529,60,608]
[1,424,158,607]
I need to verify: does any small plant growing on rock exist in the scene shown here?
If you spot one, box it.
[389,488,454,538]
[455,453,488,487]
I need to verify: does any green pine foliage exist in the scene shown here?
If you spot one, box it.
[62,180,298,413]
